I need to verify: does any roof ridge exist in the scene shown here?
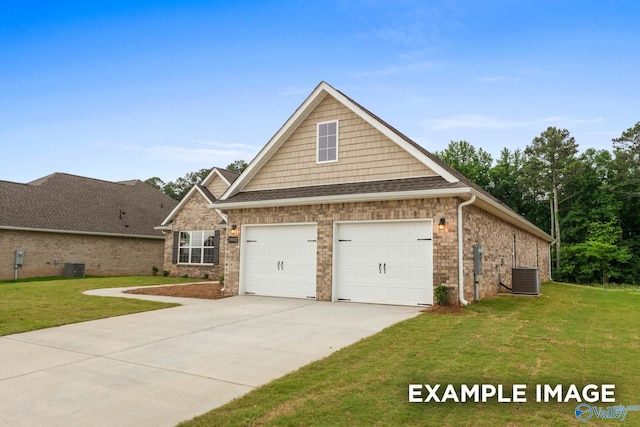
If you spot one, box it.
[29,172,140,187]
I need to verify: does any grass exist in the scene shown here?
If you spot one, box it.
[0,276,198,336]
[180,282,640,427]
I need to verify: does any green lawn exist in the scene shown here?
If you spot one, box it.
[180,282,640,427]
[0,276,197,336]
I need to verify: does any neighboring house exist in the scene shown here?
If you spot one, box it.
[209,81,553,306]
[156,168,239,279]
[0,173,178,280]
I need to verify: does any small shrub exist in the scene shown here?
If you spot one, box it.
[182,273,188,278]
[218,275,225,285]
[202,273,209,279]
[162,270,169,277]
[434,285,450,306]
[151,265,159,276]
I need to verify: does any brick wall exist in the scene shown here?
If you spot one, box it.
[224,197,551,304]
[162,191,226,279]
[225,198,458,301]
[463,205,550,302]
[0,229,164,280]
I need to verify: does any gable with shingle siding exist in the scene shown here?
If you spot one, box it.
[206,174,231,199]
[243,94,436,191]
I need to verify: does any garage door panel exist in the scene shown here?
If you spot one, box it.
[336,221,433,306]
[243,225,317,299]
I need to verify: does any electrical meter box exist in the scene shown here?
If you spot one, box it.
[15,249,25,266]
[473,245,483,275]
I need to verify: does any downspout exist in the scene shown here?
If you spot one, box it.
[458,195,476,306]
[548,241,554,282]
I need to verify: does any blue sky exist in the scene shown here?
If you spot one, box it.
[1,0,638,184]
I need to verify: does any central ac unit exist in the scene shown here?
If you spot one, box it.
[512,267,540,295]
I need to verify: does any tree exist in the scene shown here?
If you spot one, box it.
[149,168,213,201]
[613,121,640,153]
[560,222,631,285]
[144,177,165,190]
[611,123,640,283]
[523,127,579,271]
[226,159,248,174]
[489,148,524,211]
[560,149,619,244]
[435,140,493,188]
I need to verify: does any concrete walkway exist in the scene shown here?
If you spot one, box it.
[0,288,420,426]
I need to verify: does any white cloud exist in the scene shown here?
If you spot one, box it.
[357,61,435,77]
[424,114,603,131]
[425,114,529,130]
[122,143,258,164]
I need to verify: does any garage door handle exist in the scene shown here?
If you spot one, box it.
[277,261,281,270]
[379,263,382,274]
[281,261,284,270]
[384,263,386,274]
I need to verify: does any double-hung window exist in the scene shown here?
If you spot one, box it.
[178,231,216,264]
[317,120,338,163]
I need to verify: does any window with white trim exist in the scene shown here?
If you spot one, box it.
[178,231,216,264]
[317,120,338,163]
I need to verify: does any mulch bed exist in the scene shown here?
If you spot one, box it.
[421,304,465,314]
[124,282,228,300]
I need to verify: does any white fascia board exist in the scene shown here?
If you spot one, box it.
[210,187,472,209]
[220,83,331,200]
[160,185,215,226]
[470,189,553,242]
[214,208,227,223]
[220,81,459,199]
[154,224,173,231]
[203,168,231,187]
[160,186,197,225]
[0,225,165,240]
[322,85,460,184]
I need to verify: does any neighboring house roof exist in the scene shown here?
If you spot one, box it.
[213,81,552,242]
[0,173,177,238]
[157,167,239,228]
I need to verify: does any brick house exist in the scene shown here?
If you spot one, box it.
[206,82,552,306]
[0,173,177,280]
[155,168,239,280]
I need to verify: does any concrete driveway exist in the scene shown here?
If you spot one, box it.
[0,288,420,426]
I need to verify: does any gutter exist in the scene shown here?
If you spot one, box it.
[0,225,165,240]
[209,187,472,209]
[458,195,476,306]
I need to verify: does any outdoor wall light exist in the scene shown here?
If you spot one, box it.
[230,224,239,236]
[438,217,446,231]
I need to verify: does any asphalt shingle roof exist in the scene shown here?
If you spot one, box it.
[0,173,178,237]
[216,176,466,204]
[217,168,240,184]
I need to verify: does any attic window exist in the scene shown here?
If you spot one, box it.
[317,120,338,163]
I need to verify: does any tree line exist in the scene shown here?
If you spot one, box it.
[435,122,639,285]
[145,160,248,201]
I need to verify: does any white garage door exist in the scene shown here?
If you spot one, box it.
[335,220,433,306]
[242,224,317,299]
